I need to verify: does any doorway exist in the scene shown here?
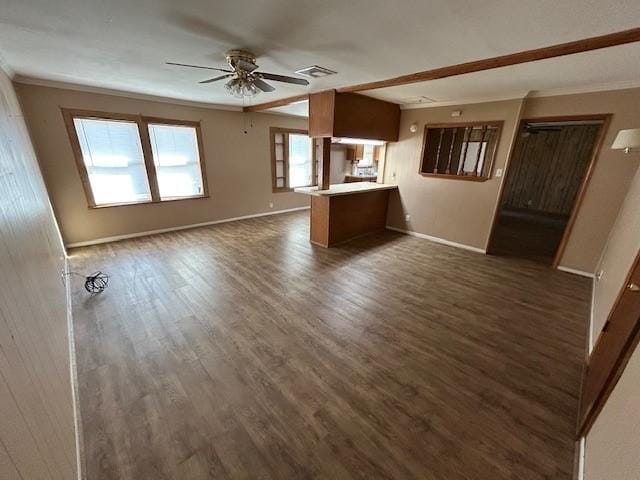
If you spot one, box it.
[488,116,609,265]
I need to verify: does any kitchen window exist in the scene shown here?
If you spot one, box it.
[270,127,316,192]
[62,109,208,207]
[419,121,503,181]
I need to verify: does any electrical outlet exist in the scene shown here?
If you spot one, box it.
[391,171,397,181]
[405,214,411,222]
[269,202,274,209]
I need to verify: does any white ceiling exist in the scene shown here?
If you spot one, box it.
[368,42,640,107]
[1,0,640,109]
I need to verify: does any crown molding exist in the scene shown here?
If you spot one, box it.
[13,75,243,112]
[526,79,640,98]
[398,79,640,112]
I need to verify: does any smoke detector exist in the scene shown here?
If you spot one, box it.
[295,65,337,78]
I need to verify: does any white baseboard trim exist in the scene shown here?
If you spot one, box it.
[64,259,84,479]
[557,266,596,279]
[65,206,310,248]
[386,226,486,254]
[577,436,586,480]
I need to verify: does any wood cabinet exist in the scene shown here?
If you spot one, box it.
[346,144,377,162]
[344,175,377,183]
[309,90,400,141]
[354,144,364,161]
[310,188,393,247]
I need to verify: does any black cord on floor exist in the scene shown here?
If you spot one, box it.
[65,271,110,293]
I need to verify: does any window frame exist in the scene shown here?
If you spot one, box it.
[269,127,316,193]
[418,121,503,182]
[62,108,209,208]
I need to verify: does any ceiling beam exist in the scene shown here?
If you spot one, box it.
[339,27,640,93]
[243,94,309,112]
[243,27,640,112]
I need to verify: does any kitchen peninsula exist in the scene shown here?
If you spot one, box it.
[302,89,401,248]
[295,182,398,247]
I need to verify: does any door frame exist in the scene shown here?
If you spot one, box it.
[486,114,612,268]
[577,250,640,436]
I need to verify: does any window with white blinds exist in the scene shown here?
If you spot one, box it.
[73,118,152,205]
[148,124,204,199]
[64,110,208,207]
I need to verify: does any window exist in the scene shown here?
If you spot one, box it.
[63,109,208,207]
[419,122,503,181]
[148,123,204,199]
[270,127,316,192]
[73,117,152,205]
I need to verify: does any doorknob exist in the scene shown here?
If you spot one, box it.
[627,283,640,292]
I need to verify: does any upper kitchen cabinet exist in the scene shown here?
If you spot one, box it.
[309,90,400,141]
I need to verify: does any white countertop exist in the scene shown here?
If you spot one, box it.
[294,182,398,197]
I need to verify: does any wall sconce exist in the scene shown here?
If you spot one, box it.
[612,128,640,154]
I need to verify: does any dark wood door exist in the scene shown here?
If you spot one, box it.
[578,252,640,435]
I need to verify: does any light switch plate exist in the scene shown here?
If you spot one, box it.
[495,168,503,177]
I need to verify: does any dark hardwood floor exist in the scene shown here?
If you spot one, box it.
[490,209,569,264]
[69,211,590,480]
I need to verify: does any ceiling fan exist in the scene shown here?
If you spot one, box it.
[167,49,309,98]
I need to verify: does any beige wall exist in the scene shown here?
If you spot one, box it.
[585,339,640,480]
[0,69,77,478]
[384,98,523,250]
[591,164,640,345]
[580,132,639,480]
[16,83,310,246]
[384,87,640,273]
[583,153,640,480]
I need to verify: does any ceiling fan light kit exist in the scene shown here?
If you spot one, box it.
[224,77,260,98]
[168,49,309,99]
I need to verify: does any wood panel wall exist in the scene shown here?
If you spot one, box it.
[501,124,601,215]
[0,70,77,479]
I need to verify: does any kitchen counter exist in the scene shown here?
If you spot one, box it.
[294,182,398,247]
[294,182,397,197]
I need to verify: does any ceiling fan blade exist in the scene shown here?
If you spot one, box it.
[253,78,275,92]
[166,62,233,73]
[256,72,309,86]
[199,74,234,84]
[236,59,258,72]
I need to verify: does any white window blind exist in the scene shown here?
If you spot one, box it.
[73,118,151,205]
[148,124,204,199]
[288,133,312,188]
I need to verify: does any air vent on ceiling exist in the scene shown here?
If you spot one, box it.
[295,65,337,78]
[399,96,436,105]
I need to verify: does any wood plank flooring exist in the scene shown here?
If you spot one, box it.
[69,211,591,480]
[491,209,569,264]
